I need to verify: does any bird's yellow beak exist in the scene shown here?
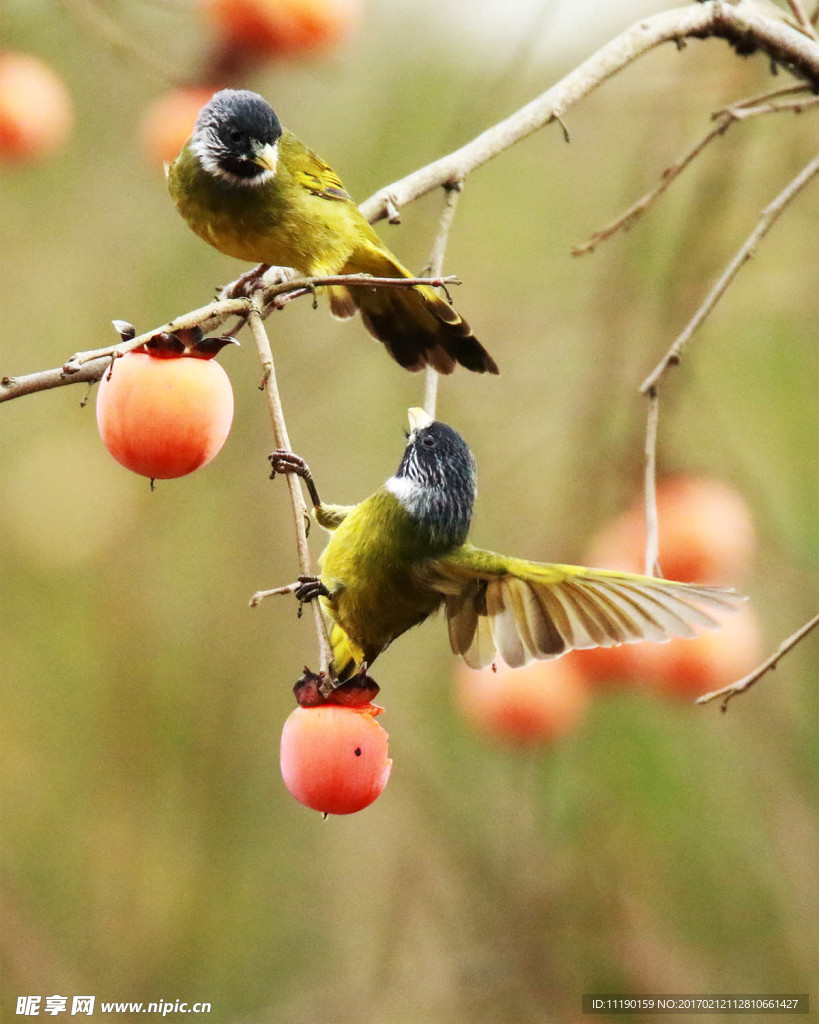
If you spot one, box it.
[253,141,278,175]
[407,407,434,433]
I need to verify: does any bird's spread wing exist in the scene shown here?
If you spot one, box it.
[295,146,352,202]
[428,545,744,669]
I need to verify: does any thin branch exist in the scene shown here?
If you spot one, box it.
[573,115,734,257]
[422,359,440,422]
[713,82,814,113]
[574,85,818,256]
[358,2,819,225]
[697,612,819,710]
[64,296,252,374]
[422,182,465,419]
[249,582,302,606]
[643,389,661,577]
[246,300,333,676]
[1,358,111,402]
[725,93,819,117]
[640,152,819,395]
[1,274,460,403]
[784,0,818,38]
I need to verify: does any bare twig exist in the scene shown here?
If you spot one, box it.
[643,390,661,577]
[697,612,819,710]
[422,182,465,419]
[1,274,461,403]
[784,0,818,38]
[246,301,332,676]
[574,85,818,256]
[637,155,818,597]
[725,93,819,117]
[573,116,734,256]
[67,297,250,370]
[1,358,111,403]
[640,152,819,395]
[358,2,819,225]
[249,582,302,606]
[713,82,813,113]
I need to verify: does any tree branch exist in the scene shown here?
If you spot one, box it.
[697,612,819,710]
[358,1,819,225]
[640,152,819,395]
[784,0,818,39]
[643,389,662,577]
[421,182,464,419]
[637,151,818,587]
[572,85,818,257]
[0,274,460,403]
[246,300,333,677]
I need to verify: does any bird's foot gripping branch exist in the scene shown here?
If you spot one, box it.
[268,449,322,509]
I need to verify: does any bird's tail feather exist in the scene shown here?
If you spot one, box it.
[328,622,364,682]
[339,246,499,375]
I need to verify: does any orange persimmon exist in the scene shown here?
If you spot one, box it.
[455,656,590,746]
[141,87,216,167]
[280,704,392,815]
[0,52,73,164]
[200,0,361,56]
[586,476,756,585]
[96,349,234,480]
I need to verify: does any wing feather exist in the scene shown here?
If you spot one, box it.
[514,578,565,659]
[446,582,481,657]
[486,580,527,667]
[433,545,744,668]
[295,144,352,202]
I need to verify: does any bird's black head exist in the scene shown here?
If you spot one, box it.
[386,408,476,549]
[190,89,282,187]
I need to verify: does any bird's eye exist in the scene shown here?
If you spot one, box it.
[422,435,436,448]
[228,128,243,144]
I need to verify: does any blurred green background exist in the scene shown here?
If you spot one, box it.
[2,1,817,1022]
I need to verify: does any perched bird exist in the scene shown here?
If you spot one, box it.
[167,88,497,376]
[271,409,743,681]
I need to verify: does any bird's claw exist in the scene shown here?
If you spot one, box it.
[269,449,311,481]
[268,449,322,508]
[222,263,270,299]
[294,575,329,608]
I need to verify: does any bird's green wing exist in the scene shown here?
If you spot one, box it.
[294,144,352,202]
[430,544,744,669]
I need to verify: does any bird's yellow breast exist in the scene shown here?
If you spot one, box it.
[318,490,445,662]
[167,132,369,274]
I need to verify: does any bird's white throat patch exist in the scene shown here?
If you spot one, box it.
[385,475,423,512]
[192,132,278,188]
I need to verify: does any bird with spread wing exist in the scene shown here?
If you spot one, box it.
[270,408,743,683]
